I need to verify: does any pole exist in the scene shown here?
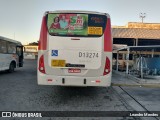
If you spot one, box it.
[116,52,119,71]
[126,48,130,74]
[140,56,143,79]
[136,38,138,46]
[139,13,146,23]
[151,49,154,58]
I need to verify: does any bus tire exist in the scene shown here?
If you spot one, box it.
[8,62,15,73]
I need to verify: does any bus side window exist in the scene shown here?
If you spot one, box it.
[0,40,7,53]
[7,42,16,54]
[0,44,2,53]
[17,47,21,56]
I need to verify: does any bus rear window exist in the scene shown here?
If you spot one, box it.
[47,13,107,37]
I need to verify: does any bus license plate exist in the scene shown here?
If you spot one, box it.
[51,60,66,67]
[68,69,81,73]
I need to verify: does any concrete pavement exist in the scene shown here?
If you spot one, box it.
[112,70,160,87]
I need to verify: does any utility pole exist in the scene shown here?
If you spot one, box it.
[139,13,146,23]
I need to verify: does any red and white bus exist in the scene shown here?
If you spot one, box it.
[38,10,112,87]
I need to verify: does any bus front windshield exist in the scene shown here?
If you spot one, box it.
[47,13,107,37]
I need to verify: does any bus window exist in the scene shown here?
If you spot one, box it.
[0,40,7,53]
[47,13,107,37]
[7,42,16,54]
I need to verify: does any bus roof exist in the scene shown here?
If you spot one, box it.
[45,10,110,18]
[0,36,22,45]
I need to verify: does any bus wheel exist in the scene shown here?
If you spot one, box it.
[8,62,15,73]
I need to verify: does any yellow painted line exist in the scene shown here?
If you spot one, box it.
[140,84,160,88]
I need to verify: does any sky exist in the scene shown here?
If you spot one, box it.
[0,0,160,44]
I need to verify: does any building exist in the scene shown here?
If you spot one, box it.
[112,22,160,76]
[112,22,160,46]
[23,45,38,59]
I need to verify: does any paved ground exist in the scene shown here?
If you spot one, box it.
[112,70,160,86]
[0,59,160,120]
[112,70,160,113]
[0,60,132,120]
[121,86,160,111]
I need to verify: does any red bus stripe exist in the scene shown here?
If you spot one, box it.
[38,16,47,50]
[104,18,112,52]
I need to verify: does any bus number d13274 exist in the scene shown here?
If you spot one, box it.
[79,52,99,58]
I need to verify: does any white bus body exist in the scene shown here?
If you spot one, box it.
[0,36,23,72]
[38,11,112,87]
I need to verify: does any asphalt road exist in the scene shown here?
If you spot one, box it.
[121,86,160,111]
[0,60,132,120]
[0,59,159,120]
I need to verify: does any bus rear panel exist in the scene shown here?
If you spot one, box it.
[38,11,112,87]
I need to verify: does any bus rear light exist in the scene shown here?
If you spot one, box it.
[105,69,109,73]
[39,55,46,74]
[71,38,80,40]
[40,67,44,71]
[103,57,110,75]
[91,80,101,83]
[96,80,101,83]
[47,79,53,82]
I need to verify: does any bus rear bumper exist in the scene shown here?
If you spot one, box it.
[37,72,111,87]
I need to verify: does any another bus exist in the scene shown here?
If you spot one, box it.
[0,36,24,72]
[38,10,112,87]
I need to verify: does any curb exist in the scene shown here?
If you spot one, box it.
[112,83,160,88]
[112,70,160,86]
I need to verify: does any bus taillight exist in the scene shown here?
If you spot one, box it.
[39,55,46,74]
[103,57,110,75]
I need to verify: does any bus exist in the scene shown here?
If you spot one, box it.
[38,10,112,87]
[0,36,23,72]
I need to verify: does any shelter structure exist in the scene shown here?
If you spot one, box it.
[112,22,160,78]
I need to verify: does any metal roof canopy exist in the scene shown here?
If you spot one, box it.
[115,45,160,51]
[112,28,160,39]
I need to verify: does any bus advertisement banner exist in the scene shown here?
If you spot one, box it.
[48,14,88,36]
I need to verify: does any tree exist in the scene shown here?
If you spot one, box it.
[28,41,38,45]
